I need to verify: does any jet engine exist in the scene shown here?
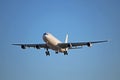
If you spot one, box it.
[36,45,40,49]
[87,42,92,47]
[21,45,26,49]
[68,43,72,48]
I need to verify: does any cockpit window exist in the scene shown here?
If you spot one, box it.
[43,33,48,35]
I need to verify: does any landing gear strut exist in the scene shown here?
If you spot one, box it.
[45,51,50,56]
[45,48,50,56]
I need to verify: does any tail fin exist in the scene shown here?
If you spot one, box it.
[65,34,68,43]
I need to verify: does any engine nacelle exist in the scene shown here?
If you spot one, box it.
[87,42,92,47]
[68,43,72,48]
[21,45,26,49]
[36,45,40,49]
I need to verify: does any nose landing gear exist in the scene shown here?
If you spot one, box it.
[45,51,50,56]
[45,48,50,56]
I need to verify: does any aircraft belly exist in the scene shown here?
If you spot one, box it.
[47,43,65,52]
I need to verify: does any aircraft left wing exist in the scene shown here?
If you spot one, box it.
[12,43,49,49]
[58,40,108,49]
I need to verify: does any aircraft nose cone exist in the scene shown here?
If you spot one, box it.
[43,33,49,42]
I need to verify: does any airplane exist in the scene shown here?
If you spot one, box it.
[12,32,108,56]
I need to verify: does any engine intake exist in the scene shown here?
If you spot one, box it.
[36,45,40,49]
[21,45,26,49]
[68,43,72,48]
[87,42,92,47]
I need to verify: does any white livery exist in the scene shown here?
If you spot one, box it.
[13,32,108,56]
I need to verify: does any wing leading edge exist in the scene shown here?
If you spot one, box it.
[57,40,108,48]
[12,43,49,49]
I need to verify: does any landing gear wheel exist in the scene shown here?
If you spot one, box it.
[45,51,50,56]
[64,51,68,55]
[55,52,58,54]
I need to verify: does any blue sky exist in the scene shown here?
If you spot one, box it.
[0,0,120,80]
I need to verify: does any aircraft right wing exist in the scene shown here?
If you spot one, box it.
[12,43,49,49]
[57,40,108,49]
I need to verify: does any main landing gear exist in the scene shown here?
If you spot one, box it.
[45,49,68,56]
[64,51,68,55]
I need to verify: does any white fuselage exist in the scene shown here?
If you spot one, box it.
[43,33,66,52]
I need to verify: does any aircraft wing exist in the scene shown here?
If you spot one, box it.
[12,43,49,49]
[58,40,108,48]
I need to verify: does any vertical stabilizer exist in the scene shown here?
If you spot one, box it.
[65,34,68,52]
[65,34,68,43]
